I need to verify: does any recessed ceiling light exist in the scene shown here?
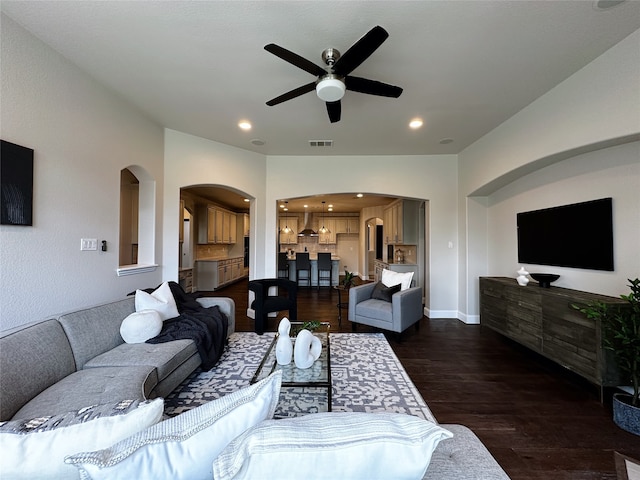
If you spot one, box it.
[439,138,454,145]
[409,118,423,129]
[244,198,250,203]
[328,204,333,208]
[238,121,252,131]
[250,138,265,145]
[328,207,333,212]
[356,193,364,198]
[303,204,308,208]
[594,0,626,10]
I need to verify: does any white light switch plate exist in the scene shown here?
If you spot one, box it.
[81,238,98,251]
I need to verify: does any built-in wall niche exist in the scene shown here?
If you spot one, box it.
[117,165,157,275]
[119,168,138,266]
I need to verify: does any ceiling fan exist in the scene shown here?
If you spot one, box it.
[264,25,403,123]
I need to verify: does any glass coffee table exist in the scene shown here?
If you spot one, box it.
[251,322,332,412]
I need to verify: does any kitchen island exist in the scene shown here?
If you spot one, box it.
[283,254,340,286]
[195,256,246,291]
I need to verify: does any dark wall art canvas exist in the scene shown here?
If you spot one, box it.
[1,140,34,226]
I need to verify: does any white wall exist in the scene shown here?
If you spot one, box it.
[0,15,165,330]
[266,155,458,317]
[487,142,639,296]
[458,28,640,319]
[162,130,267,280]
[460,29,640,198]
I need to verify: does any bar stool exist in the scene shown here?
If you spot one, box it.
[296,252,311,287]
[317,252,332,289]
[277,252,289,279]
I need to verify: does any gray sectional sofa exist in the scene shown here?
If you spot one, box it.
[0,296,235,421]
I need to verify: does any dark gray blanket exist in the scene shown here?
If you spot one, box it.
[145,282,228,370]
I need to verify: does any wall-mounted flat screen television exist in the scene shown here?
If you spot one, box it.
[517,197,614,271]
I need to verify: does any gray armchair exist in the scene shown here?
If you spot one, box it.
[348,282,423,334]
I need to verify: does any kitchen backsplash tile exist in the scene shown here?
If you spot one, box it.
[196,244,227,259]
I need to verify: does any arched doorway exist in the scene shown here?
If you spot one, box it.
[180,185,252,292]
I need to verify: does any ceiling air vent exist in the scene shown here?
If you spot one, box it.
[309,140,333,147]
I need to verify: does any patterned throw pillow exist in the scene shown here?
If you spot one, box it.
[0,399,149,433]
[65,371,282,480]
[0,398,164,480]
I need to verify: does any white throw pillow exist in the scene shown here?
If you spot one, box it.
[119,309,163,343]
[65,371,282,480]
[381,269,414,291]
[213,412,453,480]
[0,398,164,480]
[134,281,179,320]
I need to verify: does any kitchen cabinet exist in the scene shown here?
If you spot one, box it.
[179,200,184,243]
[383,200,419,245]
[226,211,237,243]
[243,214,250,237]
[318,218,336,244]
[374,260,388,282]
[334,217,359,234]
[197,205,237,244]
[178,268,192,293]
[279,217,298,244]
[195,257,245,291]
[215,208,236,244]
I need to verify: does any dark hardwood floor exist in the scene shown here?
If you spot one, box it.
[203,279,640,479]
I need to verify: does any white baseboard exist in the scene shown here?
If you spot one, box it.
[458,313,480,325]
[423,308,480,324]
[424,308,458,319]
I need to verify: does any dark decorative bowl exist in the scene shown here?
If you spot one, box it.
[530,273,560,288]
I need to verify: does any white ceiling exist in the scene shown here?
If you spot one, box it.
[3,0,640,159]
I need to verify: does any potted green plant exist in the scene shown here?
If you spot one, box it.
[573,278,640,436]
[341,268,356,288]
[290,320,321,336]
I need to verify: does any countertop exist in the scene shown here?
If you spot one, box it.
[195,256,243,262]
[285,254,340,261]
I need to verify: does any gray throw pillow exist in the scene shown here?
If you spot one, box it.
[371,282,401,302]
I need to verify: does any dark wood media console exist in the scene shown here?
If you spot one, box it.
[479,277,626,393]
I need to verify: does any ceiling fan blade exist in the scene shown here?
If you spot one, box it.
[326,101,341,123]
[333,26,389,76]
[266,82,316,106]
[265,43,326,77]
[345,76,403,98]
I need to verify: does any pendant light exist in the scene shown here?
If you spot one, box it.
[282,201,292,234]
[318,201,330,234]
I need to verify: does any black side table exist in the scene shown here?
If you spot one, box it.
[333,285,350,326]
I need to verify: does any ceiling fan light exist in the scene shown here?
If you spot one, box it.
[316,78,346,102]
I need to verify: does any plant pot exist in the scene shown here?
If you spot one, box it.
[613,393,640,436]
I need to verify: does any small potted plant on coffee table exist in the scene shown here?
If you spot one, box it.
[574,278,640,436]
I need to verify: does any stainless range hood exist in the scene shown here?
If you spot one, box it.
[298,212,318,237]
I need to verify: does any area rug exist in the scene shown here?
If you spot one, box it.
[164,332,436,422]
